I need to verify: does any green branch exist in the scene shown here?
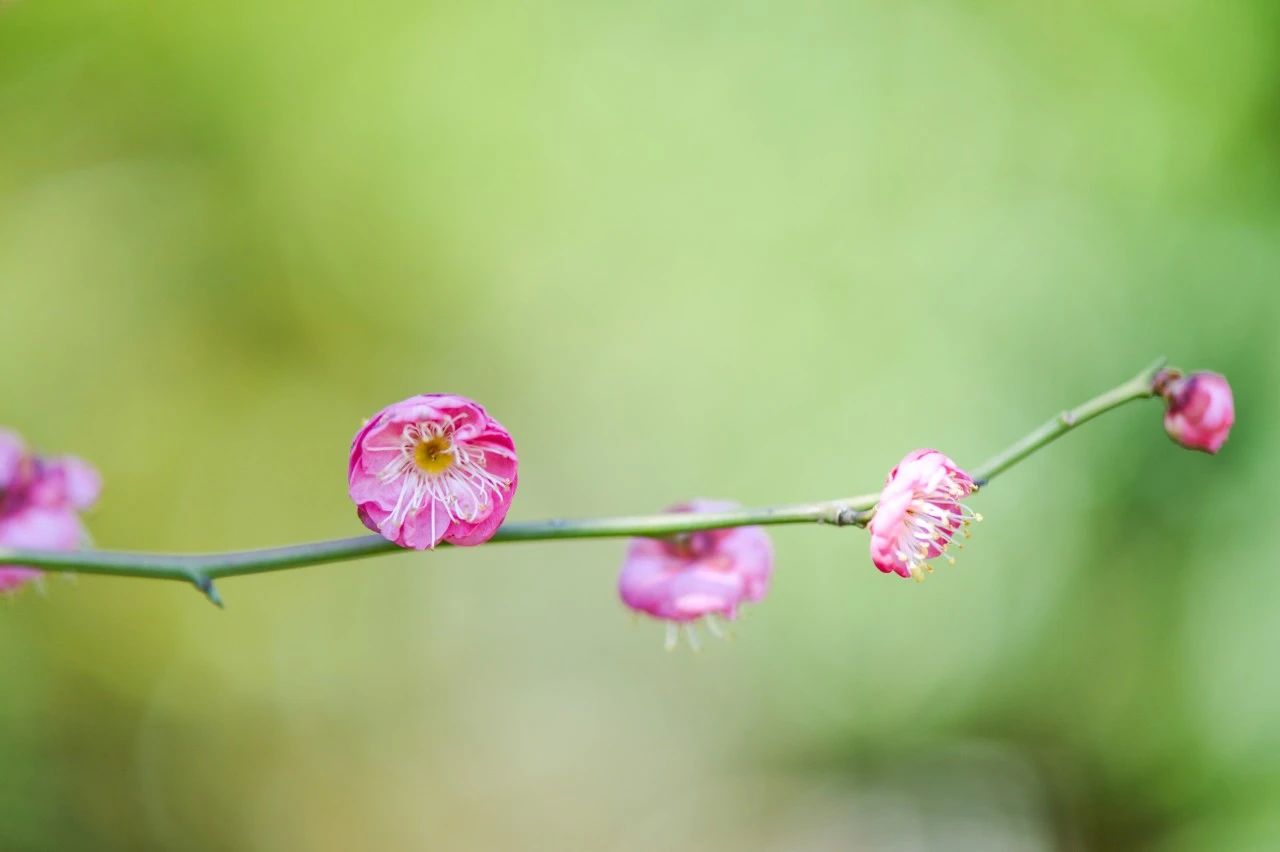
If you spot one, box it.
[0,358,1166,605]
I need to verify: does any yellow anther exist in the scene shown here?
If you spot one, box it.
[413,435,455,474]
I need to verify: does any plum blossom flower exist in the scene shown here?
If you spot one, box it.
[869,449,979,581]
[348,394,518,549]
[0,431,24,489]
[0,429,101,593]
[1161,371,1234,454]
[618,500,774,650]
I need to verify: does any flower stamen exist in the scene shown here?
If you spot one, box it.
[370,414,513,532]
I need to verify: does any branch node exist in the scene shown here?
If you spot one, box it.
[831,507,872,528]
[1151,367,1181,398]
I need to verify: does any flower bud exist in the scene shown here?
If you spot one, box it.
[1162,372,1234,454]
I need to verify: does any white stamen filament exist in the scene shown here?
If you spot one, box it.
[665,623,679,652]
[892,476,980,581]
[372,418,512,531]
[684,623,701,652]
[659,615,735,651]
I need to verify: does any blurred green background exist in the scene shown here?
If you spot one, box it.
[1,1,1276,849]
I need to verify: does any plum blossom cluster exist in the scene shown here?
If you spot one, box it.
[0,363,1237,641]
[0,430,100,593]
[339,371,1235,648]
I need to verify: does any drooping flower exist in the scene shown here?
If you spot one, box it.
[348,394,518,549]
[618,500,774,650]
[0,429,101,593]
[869,449,979,581]
[1161,371,1234,454]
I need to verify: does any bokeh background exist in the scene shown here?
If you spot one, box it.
[1,1,1276,849]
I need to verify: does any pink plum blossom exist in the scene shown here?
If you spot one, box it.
[0,429,101,593]
[348,394,518,549]
[0,430,24,490]
[1162,371,1234,454]
[618,500,774,649]
[869,449,979,581]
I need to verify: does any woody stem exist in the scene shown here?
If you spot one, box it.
[0,358,1166,605]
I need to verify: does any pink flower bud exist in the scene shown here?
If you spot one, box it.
[348,394,518,549]
[0,429,100,593]
[618,500,773,649]
[1162,371,1234,454]
[869,449,979,581]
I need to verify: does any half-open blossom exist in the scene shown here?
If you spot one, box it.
[1162,371,1234,454]
[0,429,101,593]
[349,394,518,549]
[618,500,773,650]
[869,449,978,581]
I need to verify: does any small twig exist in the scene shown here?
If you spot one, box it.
[0,358,1166,602]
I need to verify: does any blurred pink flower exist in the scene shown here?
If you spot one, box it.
[349,394,518,549]
[0,430,24,490]
[869,449,978,581]
[618,500,773,649]
[0,429,101,593]
[1162,371,1234,454]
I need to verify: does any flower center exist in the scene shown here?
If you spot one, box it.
[413,435,455,475]
[369,417,515,536]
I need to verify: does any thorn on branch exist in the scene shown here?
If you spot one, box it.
[192,575,224,608]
